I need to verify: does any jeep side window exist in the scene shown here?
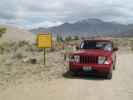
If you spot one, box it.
[97,42,113,51]
[104,44,112,51]
[80,42,84,49]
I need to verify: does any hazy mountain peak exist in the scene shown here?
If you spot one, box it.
[61,22,70,26]
[30,18,133,37]
[77,18,103,24]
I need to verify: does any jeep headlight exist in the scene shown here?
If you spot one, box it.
[98,56,106,64]
[69,55,80,63]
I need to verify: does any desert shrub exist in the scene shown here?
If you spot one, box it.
[0,27,6,37]
[18,41,30,47]
[113,38,129,47]
[3,42,21,53]
[65,36,72,42]
[31,46,43,52]
[0,42,16,53]
[15,41,43,52]
[56,34,63,43]
[73,35,79,40]
[112,39,120,47]
[0,45,4,54]
[49,47,56,52]
[15,52,23,59]
[130,40,133,51]
[51,41,64,51]
[112,38,133,51]
[27,43,43,52]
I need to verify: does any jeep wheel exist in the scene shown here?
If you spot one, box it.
[106,73,112,79]
[71,72,79,76]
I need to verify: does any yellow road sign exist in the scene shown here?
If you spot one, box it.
[37,33,52,48]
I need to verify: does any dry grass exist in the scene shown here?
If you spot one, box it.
[112,37,133,51]
[0,41,68,92]
[0,37,133,92]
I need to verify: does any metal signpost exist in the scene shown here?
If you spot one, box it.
[37,33,52,65]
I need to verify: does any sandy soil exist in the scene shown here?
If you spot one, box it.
[0,51,133,100]
[0,25,35,43]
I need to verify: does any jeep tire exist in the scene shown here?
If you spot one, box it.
[106,73,112,79]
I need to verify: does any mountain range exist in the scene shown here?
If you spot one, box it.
[30,18,133,37]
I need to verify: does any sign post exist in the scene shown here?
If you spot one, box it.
[37,33,52,65]
[43,48,46,65]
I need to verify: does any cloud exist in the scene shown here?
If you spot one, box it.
[0,0,133,28]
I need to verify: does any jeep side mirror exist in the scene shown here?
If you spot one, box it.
[113,47,118,51]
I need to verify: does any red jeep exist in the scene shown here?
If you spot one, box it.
[69,39,118,79]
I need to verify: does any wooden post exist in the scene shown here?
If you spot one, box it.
[44,48,46,65]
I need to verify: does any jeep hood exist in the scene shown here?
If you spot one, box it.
[72,49,112,56]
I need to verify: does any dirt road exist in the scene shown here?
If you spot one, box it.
[0,52,133,100]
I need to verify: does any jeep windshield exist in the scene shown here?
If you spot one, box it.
[80,40,113,51]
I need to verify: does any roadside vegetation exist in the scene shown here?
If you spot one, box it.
[112,37,133,51]
[0,27,6,38]
[0,34,133,92]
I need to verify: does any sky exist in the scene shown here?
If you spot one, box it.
[0,0,133,29]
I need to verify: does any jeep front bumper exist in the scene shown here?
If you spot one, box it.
[69,63,112,74]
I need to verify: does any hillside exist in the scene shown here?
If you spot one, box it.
[0,25,35,43]
[120,28,133,37]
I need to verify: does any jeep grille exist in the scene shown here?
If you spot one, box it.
[80,55,98,64]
